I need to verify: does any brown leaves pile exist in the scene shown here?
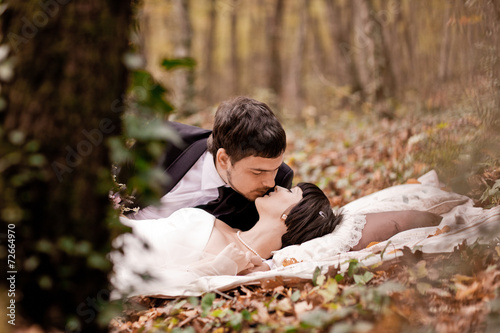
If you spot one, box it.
[109,241,500,332]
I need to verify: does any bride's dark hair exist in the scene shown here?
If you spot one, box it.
[280,182,343,248]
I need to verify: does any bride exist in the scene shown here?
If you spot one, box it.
[110,182,442,298]
[110,182,342,297]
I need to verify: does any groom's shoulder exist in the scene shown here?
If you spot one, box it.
[161,121,211,168]
[277,162,294,188]
[169,121,212,144]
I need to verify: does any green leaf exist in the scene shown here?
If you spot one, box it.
[87,253,111,270]
[291,290,301,302]
[35,239,54,254]
[228,311,243,329]
[376,281,406,294]
[74,241,92,256]
[241,309,252,321]
[201,293,215,316]
[211,308,224,318]
[300,309,332,328]
[416,282,432,295]
[353,271,374,285]
[161,57,197,70]
[123,115,183,145]
[173,299,187,310]
[28,153,46,167]
[347,259,360,277]
[8,130,25,145]
[129,70,174,115]
[187,296,199,307]
[312,266,324,286]
[108,137,133,164]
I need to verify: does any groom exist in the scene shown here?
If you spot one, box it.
[127,96,294,231]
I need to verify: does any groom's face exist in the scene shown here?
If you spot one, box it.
[217,149,284,201]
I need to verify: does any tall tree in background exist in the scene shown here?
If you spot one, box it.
[230,0,240,96]
[351,0,396,116]
[203,0,218,105]
[283,0,308,117]
[438,2,453,81]
[0,1,131,331]
[171,0,196,115]
[268,0,284,102]
[327,0,365,102]
[324,0,352,87]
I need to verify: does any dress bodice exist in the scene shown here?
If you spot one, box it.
[110,208,216,298]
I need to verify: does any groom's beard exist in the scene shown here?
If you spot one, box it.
[226,169,270,201]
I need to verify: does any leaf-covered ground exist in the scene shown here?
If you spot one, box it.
[109,109,500,332]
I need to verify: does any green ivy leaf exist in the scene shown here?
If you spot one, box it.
[201,293,215,317]
[312,266,323,286]
[300,309,332,328]
[347,259,360,277]
[416,282,432,295]
[161,57,197,70]
[353,271,374,285]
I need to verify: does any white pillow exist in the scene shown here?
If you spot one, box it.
[272,171,471,266]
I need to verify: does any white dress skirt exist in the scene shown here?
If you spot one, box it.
[110,208,240,299]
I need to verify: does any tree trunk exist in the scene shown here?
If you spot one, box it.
[1,1,131,331]
[268,0,284,102]
[307,0,330,83]
[329,0,364,102]
[230,0,240,96]
[438,3,452,81]
[351,0,373,102]
[203,0,217,105]
[283,0,308,118]
[324,0,351,86]
[351,0,396,115]
[171,0,196,115]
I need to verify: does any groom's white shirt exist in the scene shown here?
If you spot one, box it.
[129,152,227,220]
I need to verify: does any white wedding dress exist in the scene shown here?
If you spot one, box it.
[110,208,240,299]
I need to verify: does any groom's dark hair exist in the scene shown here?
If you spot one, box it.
[281,183,343,248]
[207,96,286,163]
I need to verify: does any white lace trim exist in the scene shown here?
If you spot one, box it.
[272,213,367,266]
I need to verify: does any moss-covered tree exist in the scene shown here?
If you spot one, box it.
[0,1,131,331]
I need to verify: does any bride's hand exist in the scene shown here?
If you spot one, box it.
[216,243,254,273]
[238,257,270,275]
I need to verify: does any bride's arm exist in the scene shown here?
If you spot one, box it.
[351,210,442,251]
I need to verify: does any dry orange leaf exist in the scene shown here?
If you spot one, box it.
[283,258,301,267]
[428,225,451,238]
[455,281,480,300]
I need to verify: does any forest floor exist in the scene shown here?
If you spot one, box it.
[109,106,500,333]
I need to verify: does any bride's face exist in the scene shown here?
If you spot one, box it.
[255,186,303,219]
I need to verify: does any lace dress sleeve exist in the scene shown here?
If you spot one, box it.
[271,213,367,266]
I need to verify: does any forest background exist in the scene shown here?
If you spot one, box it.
[0,0,500,332]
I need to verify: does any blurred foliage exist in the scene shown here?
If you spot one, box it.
[109,56,196,215]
